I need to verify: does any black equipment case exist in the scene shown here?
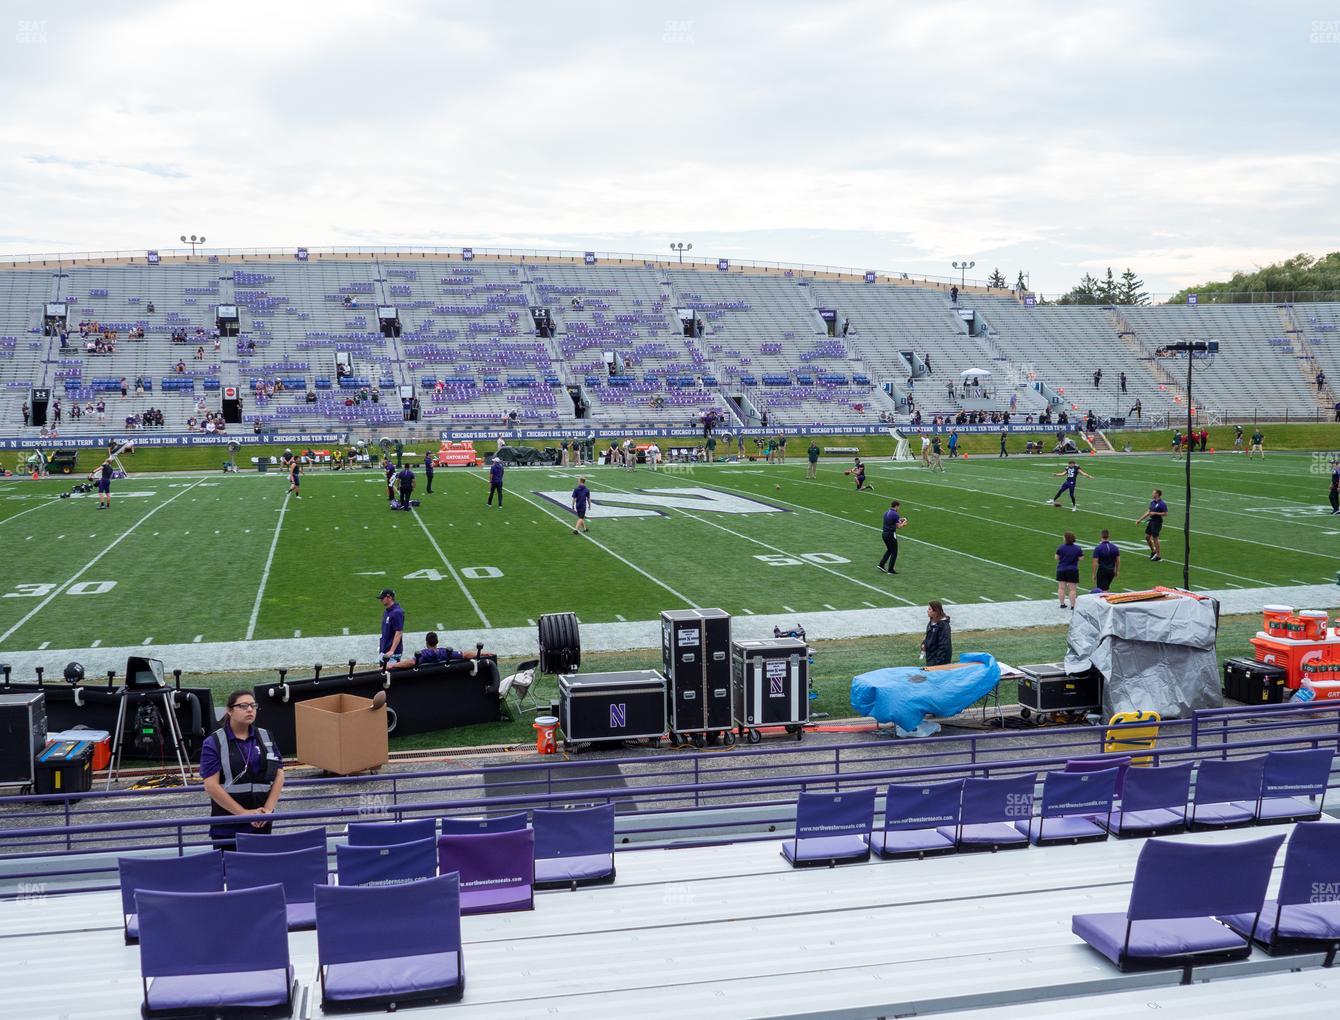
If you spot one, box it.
[558,670,667,748]
[0,692,47,787]
[660,608,733,741]
[1222,657,1287,705]
[730,639,809,743]
[1017,662,1102,718]
[34,740,94,797]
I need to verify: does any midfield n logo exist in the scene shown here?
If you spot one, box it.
[534,486,787,519]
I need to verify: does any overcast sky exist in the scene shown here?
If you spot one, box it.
[2,0,1337,296]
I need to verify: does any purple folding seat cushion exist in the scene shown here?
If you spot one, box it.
[1070,912,1246,964]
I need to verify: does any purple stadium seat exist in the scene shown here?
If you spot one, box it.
[235,826,327,854]
[533,804,616,889]
[315,873,464,1011]
[1015,768,1118,845]
[1191,757,1266,830]
[1233,749,1334,824]
[1218,821,1340,960]
[938,774,1035,851]
[1072,833,1285,976]
[436,829,535,914]
[1065,756,1131,797]
[869,780,961,859]
[781,789,875,867]
[136,885,294,1017]
[347,817,436,846]
[336,837,437,887]
[439,812,530,836]
[1099,762,1192,837]
[224,846,327,930]
[118,850,224,944]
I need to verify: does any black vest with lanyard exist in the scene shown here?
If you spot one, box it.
[209,726,281,837]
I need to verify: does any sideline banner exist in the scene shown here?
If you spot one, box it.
[0,432,348,451]
[438,423,1084,441]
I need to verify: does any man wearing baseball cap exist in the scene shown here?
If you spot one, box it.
[377,589,405,667]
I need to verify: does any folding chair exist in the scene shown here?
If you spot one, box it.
[1100,761,1192,838]
[336,836,437,887]
[869,780,962,860]
[1237,749,1334,824]
[347,817,436,846]
[225,846,327,930]
[437,828,536,914]
[1072,833,1285,981]
[1190,757,1266,830]
[534,804,616,889]
[1218,821,1340,962]
[136,885,295,1018]
[1016,768,1118,845]
[781,789,876,868]
[439,812,530,836]
[315,873,465,1012]
[938,774,1035,852]
[235,826,327,854]
[118,850,224,945]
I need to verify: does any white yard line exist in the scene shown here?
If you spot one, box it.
[408,508,491,628]
[0,499,60,528]
[0,478,207,645]
[244,491,291,640]
[475,475,698,608]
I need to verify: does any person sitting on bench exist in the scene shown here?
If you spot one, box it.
[387,632,490,670]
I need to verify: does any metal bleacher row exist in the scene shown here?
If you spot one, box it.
[1,256,1335,439]
[2,702,1339,1017]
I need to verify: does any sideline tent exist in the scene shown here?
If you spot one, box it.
[959,368,992,378]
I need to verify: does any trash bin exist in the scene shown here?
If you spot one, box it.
[533,715,559,755]
[257,457,269,473]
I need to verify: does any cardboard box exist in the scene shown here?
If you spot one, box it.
[295,693,388,775]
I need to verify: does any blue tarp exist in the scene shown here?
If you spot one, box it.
[851,653,1001,736]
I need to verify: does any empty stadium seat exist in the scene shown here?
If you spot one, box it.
[869,780,961,860]
[1015,768,1118,846]
[1217,821,1340,959]
[439,812,530,835]
[1191,757,1266,830]
[234,826,327,854]
[336,837,437,887]
[938,775,1034,852]
[117,850,224,944]
[1235,749,1334,824]
[1072,834,1285,975]
[533,804,616,889]
[436,828,536,914]
[224,846,327,930]
[135,885,294,1017]
[347,817,436,846]
[1099,761,1192,838]
[315,873,465,1011]
[781,789,875,867]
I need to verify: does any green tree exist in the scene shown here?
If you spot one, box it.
[1056,273,1101,305]
[1015,271,1029,292]
[1118,268,1148,305]
[1097,267,1118,305]
[987,268,1007,289]
[1167,252,1340,304]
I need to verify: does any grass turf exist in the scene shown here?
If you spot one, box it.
[0,449,1336,652]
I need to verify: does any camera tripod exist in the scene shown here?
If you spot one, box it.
[105,687,190,790]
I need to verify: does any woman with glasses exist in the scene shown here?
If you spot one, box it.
[199,690,286,849]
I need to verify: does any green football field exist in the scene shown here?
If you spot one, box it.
[0,450,1336,653]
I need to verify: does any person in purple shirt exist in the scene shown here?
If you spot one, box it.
[199,690,285,848]
[378,588,405,665]
[387,631,492,670]
[1055,530,1084,609]
[1135,487,1169,561]
[1092,528,1120,593]
[878,500,907,573]
[487,456,505,506]
[571,476,592,535]
[1047,459,1094,511]
[396,464,415,510]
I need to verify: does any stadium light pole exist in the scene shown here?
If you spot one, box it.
[1156,340,1216,590]
[952,260,975,290]
[180,233,206,255]
[670,241,693,264]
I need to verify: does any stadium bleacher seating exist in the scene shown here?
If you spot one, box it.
[222,846,327,930]
[4,256,1338,439]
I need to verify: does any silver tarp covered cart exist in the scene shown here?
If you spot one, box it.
[1064,592,1222,719]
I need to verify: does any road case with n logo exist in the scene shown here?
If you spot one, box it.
[731,638,809,743]
[660,609,733,744]
[558,671,667,751]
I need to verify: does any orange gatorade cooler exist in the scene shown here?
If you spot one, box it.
[1262,605,1294,637]
[1297,610,1329,641]
[532,715,559,755]
[1252,631,1340,689]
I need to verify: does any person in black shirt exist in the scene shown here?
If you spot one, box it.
[921,601,952,666]
[396,464,415,510]
[95,458,113,510]
[1329,458,1339,515]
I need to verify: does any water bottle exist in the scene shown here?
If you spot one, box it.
[1295,679,1316,703]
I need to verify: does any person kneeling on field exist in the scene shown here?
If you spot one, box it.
[387,631,491,670]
